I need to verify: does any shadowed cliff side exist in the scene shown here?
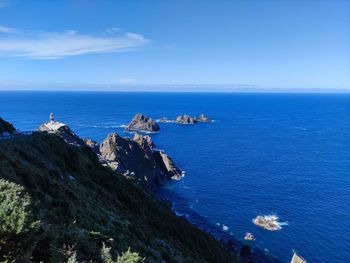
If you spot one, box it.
[0,132,237,263]
[0,117,16,135]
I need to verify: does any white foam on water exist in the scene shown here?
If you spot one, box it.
[253,214,287,230]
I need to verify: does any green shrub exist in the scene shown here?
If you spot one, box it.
[101,243,114,263]
[101,243,143,263]
[0,179,40,261]
[117,248,144,263]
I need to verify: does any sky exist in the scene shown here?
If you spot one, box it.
[0,0,349,91]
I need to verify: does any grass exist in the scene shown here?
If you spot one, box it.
[0,132,235,263]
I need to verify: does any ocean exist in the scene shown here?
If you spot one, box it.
[1,91,349,263]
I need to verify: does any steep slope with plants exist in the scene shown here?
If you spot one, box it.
[0,132,236,263]
[0,117,16,135]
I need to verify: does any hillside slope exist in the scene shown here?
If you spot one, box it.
[0,132,236,263]
[0,117,15,135]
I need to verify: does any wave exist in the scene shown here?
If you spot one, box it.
[76,124,127,129]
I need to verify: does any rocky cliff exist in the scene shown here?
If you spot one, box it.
[100,132,182,189]
[38,122,85,146]
[0,131,235,263]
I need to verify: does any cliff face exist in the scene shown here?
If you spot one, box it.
[38,123,85,146]
[99,133,182,189]
[0,132,234,263]
[0,117,16,135]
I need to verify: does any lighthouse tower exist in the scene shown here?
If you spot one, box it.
[50,113,55,124]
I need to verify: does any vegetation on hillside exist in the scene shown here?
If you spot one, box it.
[0,117,16,135]
[0,133,234,262]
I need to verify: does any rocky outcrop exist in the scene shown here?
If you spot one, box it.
[83,138,100,154]
[196,113,210,123]
[175,115,197,124]
[125,113,160,132]
[100,133,164,189]
[100,132,182,189]
[133,132,155,151]
[0,117,16,135]
[153,151,183,180]
[38,123,85,146]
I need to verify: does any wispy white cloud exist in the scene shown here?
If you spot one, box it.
[118,78,137,84]
[0,25,15,32]
[0,26,150,59]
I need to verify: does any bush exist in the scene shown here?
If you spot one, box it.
[117,248,144,263]
[0,179,40,261]
[101,243,144,263]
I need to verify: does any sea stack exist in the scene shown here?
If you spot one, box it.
[196,113,211,123]
[175,115,197,124]
[125,113,160,132]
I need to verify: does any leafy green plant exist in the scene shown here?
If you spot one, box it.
[0,179,40,261]
[117,248,144,263]
[101,243,144,263]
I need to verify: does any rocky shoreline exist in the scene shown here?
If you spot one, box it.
[0,115,282,263]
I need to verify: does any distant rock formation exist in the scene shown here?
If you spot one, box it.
[100,132,183,189]
[125,113,160,132]
[175,115,197,124]
[0,117,16,135]
[38,122,85,146]
[196,113,210,123]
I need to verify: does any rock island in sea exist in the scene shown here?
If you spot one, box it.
[253,215,282,231]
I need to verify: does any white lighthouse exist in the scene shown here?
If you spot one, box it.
[50,113,55,124]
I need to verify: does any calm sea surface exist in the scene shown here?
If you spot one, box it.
[1,91,349,263]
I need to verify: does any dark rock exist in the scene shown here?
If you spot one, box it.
[100,133,183,189]
[0,117,16,135]
[83,138,100,154]
[125,113,160,132]
[153,150,183,180]
[100,133,164,189]
[133,132,155,149]
[175,115,197,124]
[196,113,210,123]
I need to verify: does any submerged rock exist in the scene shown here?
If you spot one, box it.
[159,117,174,123]
[125,113,160,132]
[244,232,255,241]
[196,113,211,123]
[175,115,197,124]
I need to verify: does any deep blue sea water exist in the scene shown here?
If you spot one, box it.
[1,91,349,263]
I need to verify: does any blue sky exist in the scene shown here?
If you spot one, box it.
[0,0,349,91]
